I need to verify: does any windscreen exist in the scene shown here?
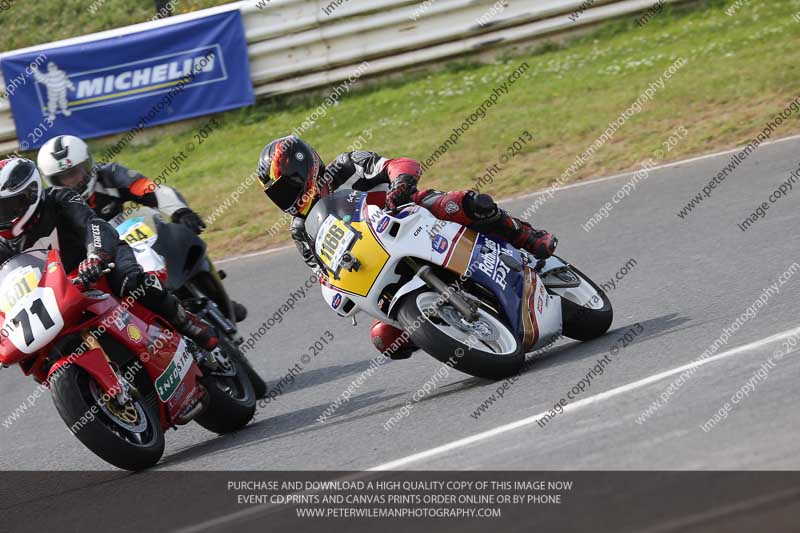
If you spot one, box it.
[0,250,48,313]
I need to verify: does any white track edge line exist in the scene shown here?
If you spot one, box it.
[368,325,800,471]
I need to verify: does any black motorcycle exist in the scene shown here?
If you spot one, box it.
[111,207,268,398]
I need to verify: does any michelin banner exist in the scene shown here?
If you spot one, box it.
[0,10,254,150]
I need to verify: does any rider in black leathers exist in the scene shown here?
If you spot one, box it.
[36,134,246,322]
[0,158,218,351]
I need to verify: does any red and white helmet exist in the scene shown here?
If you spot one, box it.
[0,158,43,237]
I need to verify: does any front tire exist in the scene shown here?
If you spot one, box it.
[194,341,256,434]
[397,289,525,379]
[51,365,164,471]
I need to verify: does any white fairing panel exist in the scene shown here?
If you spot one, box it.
[320,282,357,317]
[131,244,166,275]
[529,274,563,351]
[7,286,64,354]
[317,203,474,327]
[539,256,605,310]
[366,204,467,267]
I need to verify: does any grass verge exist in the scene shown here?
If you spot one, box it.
[62,0,800,258]
[0,0,231,52]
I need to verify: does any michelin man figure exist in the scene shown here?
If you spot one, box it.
[33,62,75,121]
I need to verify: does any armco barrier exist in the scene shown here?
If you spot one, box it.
[0,0,692,153]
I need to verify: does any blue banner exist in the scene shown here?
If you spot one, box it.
[1,10,254,150]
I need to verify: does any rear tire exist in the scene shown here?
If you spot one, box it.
[235,351,268,399]
[557,263,613,341]
[51,365,164,471]
[194,342,256,434]
[397,289,525,380]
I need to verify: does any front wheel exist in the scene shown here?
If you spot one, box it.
[397,289,525,379]
[194,340,256,434]
[51,365,164,471]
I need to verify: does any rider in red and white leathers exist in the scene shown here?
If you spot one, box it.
[257,136,557,359]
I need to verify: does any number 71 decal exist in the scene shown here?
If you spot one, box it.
[6,287,64,354]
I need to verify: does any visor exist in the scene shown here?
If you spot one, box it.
[264,173,305,212]
[45,159,93,190]
[0,182,38,229]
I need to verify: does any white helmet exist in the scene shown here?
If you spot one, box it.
[0,158,43,237]
[37,135,97,199]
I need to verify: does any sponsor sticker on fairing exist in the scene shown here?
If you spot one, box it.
[476,239,511,290]
[376,216,390,233]
[155,338,193,402]
[432,234,449,254]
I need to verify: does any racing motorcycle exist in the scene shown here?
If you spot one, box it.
[110,207,268,398]
[0,249,256,471]
[307,190,613,379]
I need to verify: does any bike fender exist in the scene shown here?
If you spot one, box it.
[387,275,426,317]
[47,348,122,396]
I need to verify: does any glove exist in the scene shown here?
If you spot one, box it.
[77,253,112,286]
[172,208,206,234]
[385,174,418,212]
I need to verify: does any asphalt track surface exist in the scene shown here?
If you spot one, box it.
[1,137,800,530]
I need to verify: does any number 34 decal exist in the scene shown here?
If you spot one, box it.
[6,287,64,354]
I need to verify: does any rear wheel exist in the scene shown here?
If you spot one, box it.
[194,340,256,434]
[51,365,164,471]
[235,351,268,400]
[545,262,613,341]
[397,289,525,379]
[182,278,268,400]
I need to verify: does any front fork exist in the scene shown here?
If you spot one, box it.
[416,265,479,322]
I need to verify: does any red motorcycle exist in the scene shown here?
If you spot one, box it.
[0,249,256,470]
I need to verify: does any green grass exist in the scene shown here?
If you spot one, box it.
[0,0,232,52]
[25,0,800,258]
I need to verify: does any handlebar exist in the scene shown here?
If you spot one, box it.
[70,263,116,286]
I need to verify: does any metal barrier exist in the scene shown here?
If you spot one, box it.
[0,0,690,153]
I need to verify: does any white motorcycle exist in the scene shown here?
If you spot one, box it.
[307,190,613,379]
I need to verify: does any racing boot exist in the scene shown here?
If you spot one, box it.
[173,303,220,352]
[232,300,248,323]
[467,193,557,259]
[510,223,557,260]
[370,320,417,360]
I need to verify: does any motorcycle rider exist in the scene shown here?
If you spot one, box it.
[256,135,557,359]
[36,135,246,322]
[0,157,219,352]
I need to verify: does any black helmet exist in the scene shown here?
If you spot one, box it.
[257,136,326,217]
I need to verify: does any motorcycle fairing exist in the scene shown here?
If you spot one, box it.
[112,207,207,291]
[310,191,562,352]
[0,251,83,365]
[79,293,204,426]
[463,234,528,345]
[459,234,564,351]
